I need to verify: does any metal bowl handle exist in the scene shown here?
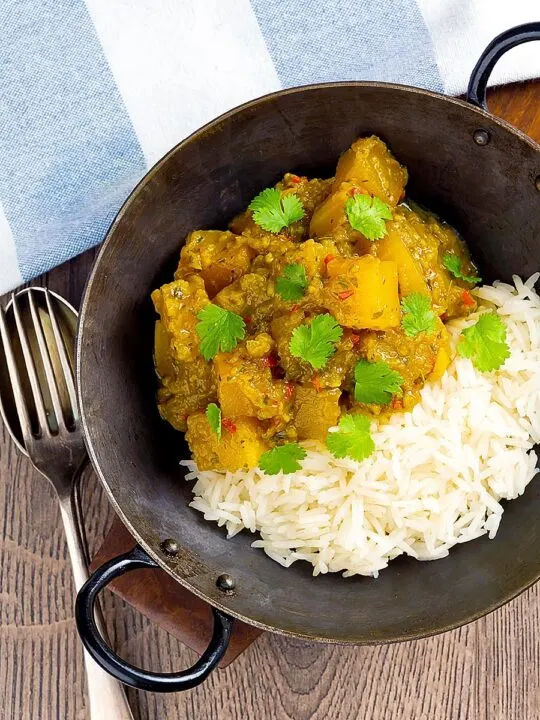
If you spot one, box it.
[467,22,540,110]
[75,545,234,693]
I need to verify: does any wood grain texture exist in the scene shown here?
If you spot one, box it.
[1,81,540,720]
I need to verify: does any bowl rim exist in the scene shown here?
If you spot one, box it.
[77,79,540,643]
[81,80,540,288]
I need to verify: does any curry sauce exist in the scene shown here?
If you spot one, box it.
[152,136,478,471]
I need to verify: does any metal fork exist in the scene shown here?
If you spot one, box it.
[0,288,134,720]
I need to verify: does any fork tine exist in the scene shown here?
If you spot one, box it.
[0,301,34,443]
[11,291,50,436]
[44,289,78,421]
[27,289,66,432]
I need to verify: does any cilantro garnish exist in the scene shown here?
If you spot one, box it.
[401,293,437,337]
[442,253,482,285]
[258,443,307,475]
[457,312,510,372]
[248,188,305,233]
[326,414,375,462]
[276,263,308,302]
[354,359,404,405]
[344,194,392,240]
[289,313,343,370]
[206,403,221,440]
[196,304,246,360]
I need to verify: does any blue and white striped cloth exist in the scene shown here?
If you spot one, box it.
[1,0,539,294]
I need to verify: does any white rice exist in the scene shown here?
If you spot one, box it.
[183,274,540,577]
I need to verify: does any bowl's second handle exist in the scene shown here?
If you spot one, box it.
[467,22,540,110]
[75,545,234,692]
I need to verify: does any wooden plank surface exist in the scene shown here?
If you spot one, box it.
[1,81,540,720]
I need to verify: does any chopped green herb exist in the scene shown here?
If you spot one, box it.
[442,253,482,285]
[401,293,437,337]
[276,263,308,301]
[258,443,307,475]
[326,414,375,462]
[248,188,305,233]
[196,304,246,360]
[354,359,404,405]
[344,194,392,240]
[289,313,343,370]
[457,312,510,372]
[206,403,221,440]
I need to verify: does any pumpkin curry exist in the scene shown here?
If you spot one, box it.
[152,136,479,472]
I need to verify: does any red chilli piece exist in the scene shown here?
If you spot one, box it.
[290,303,300,313]
[391,397,403,411]
[349,187,362,197]
[222,418,237,434]
[290,174,302,184]
[312,376,322,392]
[461,290,475,307]
[244,315,252,324]
[338,289,354,301]
[285,382,295,400]
[350,333,360,346]
[323,254,336,267]
[263,355,279,368]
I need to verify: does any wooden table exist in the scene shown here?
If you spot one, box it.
[1,82,540,720]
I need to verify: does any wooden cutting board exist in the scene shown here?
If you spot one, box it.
[90,517,262,667]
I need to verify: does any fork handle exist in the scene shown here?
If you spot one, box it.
[58,494,135,720]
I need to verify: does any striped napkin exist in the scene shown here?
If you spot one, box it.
[1,0,539,294]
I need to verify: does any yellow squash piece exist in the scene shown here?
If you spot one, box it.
[151,275,209,364]
[294,386,341,442]
[214,350,289,421]
[323,255,400,330]
[213,272,268,316]
[186,413,269,471]
[374,226,430,297]
[333,136,407,207]
[279,238,339,281]
[429,324,452,381]
[154,320,175,379]
[378,206,479,318]
[270,310,307,380]
[309,181,355,238]
[153,278,216,431]
[176,230,254,298]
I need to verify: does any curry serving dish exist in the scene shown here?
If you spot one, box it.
[75,25,540,692]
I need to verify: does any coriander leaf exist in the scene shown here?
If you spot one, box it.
[248,188,305,233]
[276,263,308,301]
[196,304,246,360]
[457,312,510,372]
[354,359,404,405]
[258,443,307,475]
[344,194,392,241]
[281,194,305,223]
[206,403,221,440]
[326,414,375,462]
[289,313,343,370]
[442,253,482,285]
[401,293,437,337]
